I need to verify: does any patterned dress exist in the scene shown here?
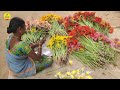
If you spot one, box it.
[6,34,53,78]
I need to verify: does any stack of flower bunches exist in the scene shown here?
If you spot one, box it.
[63,11,114,36]
[40,14,67,36]
[41,14,70,62]
[47,35,72,61]
[64,21,117,68]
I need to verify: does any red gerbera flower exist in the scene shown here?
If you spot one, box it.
[78,26,89,35]
[90,12,96,17]
[73,39,78,45]
[77,12,82,16]
[73,13,80,21]
[68,29,77,37]
[109,27,114,33]
[93,17,102,23]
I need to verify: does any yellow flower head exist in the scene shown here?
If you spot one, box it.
[80,75,85,79]
[76,69,80,74]
[66,72,71,76]
[77,77,81,79]
[47,35,71,49]
[56,72,62,76]
[70,75,75,79]
[86,75,93,79]
[86,71,91,75]
[54,69,93,79]
[71,70,77,75]
[40,14,62,23]
[69,60,73,66]
[30,27,36,33]
[81,68,85,71]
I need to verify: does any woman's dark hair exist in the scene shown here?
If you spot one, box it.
[7,17,25,34]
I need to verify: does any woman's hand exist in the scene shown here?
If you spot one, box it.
[40,35,47,45]
[30,43,39,49]
[40,38,46,44]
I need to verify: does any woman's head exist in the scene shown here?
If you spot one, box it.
[7,17,26,36]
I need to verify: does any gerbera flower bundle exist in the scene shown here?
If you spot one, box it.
[40,14,67,36]
[40,14,62,24]
[47,35,72,61]
[66,25,117,68]
[63,11,114,36]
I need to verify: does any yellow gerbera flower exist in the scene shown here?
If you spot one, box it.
[40,14,62,23]
[76,69,80,74]
[80,75,85,79]
[56,72,62,76]
[86,75,93,79]
[71,70,77,75]
[66,72,71,76]
[30,27,36,33]
[70,75,75,79]
[69,60,73,65]
[86,71,90,75]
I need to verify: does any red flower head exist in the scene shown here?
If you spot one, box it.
[74,23,79,28]
[109,27,114,34]
[78,26,90,36]
[63,16,75,29]
[104,22,110,28]
[81,12,89,20]
[73,12,80,21]
[77,11,82,16]
[68,29,77,37]
[90,12,96,17]
[82,12,90,17]
[67,37,79,52]
[75,25,81,31]
[81,12,95,20]
[93,17,102,23]
[90,28,96,34]
[73,39,78,45]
